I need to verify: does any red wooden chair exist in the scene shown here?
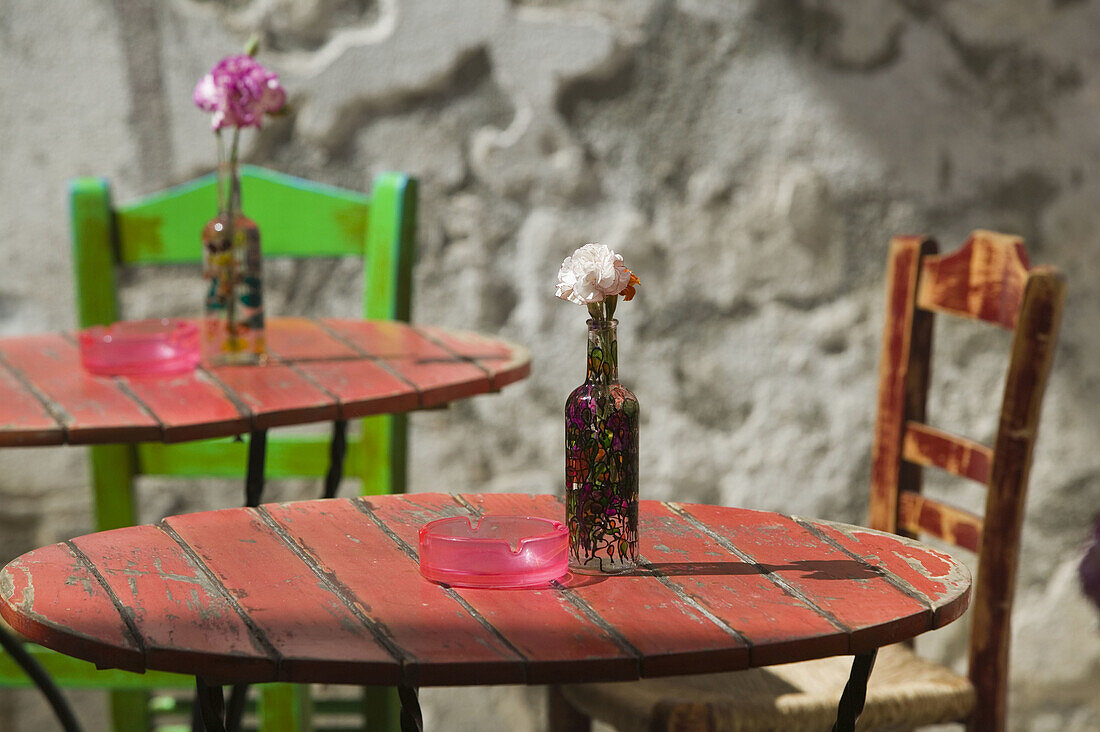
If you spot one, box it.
[552,230,1066,731]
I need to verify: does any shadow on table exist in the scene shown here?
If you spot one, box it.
[560,559,880,587]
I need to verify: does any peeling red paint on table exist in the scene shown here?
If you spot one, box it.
[70,525,273,680]
[0,318,530,446]
[163,507,400,685]
[262,499,525,686]
[0,494,971,688]
[0,542,143,673]
[675,503,934,652]
[636,503,848,668]
[811,520,972,626]
[362,493,637,684]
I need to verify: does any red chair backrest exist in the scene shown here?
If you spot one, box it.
[868,230,1065,730]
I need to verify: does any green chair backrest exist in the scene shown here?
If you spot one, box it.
[69,165,418,531]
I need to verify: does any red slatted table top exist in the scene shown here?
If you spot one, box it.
[0,318,530,446]
[0,493,970,687]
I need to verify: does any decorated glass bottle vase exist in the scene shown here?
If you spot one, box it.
[565,318,640,574]
[202,162,266,365]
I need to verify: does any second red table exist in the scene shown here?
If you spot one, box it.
[0,317,530,446]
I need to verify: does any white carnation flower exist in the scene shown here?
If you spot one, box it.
[555,243,631,306]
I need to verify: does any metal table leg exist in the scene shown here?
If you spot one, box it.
[244,429,268,508]
[224,683,249,732]
[831,649,877,732]
[191,694,203,732]
[196,678,226,732]
[0,624,82,731]
[399,684,423,732]
[322,419,348,499]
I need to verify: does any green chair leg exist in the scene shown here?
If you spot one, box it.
[109,689,151,731]
[259,683,311,731]
[90,444,139,532]
[364,686,402,732]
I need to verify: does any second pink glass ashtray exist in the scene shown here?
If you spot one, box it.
[418,515,568,589]
[79,319,200,376]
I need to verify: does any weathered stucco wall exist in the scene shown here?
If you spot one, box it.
[1,0,1099,729]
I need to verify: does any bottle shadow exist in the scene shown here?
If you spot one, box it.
[557,559,879,588]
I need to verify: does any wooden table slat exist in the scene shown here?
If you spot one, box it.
[71,525,276,681]
[320,320,451,359]
[208,364,340,430]
[0,543,143,672]
[162,508,401,684]
[323,320,494,407]
[292,360,419,419]
[264,318,361,361]
[807,519,972,627]
[475,346,532,391]
[379,359,491,409]
[263,500,526,686]
[462,493,752,677]
[0,361,64,446]
[120,370,249,443]
[416,327,532,391]
[639,502,849,668]
[414,327,514,359]
[0,335,160,443]
[675,503,933,652]
[361,493,640,684]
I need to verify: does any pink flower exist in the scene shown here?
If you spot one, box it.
[193,54,286,131]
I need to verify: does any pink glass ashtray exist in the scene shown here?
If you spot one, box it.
[78,319,200,376]
[418,515,568,589]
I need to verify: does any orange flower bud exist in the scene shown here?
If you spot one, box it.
[619,269,640,301]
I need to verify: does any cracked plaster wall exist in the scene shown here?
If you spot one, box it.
[2,0,1100,729]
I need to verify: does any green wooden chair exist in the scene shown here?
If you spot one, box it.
[2,166,415,731]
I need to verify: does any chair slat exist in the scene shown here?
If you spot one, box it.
[915,230,1030,330]
[902,422,992,486]
[897,492,983,553]
[116,166,370,265]
[868,235,937,535]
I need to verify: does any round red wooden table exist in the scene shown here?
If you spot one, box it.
[0,493,970,731]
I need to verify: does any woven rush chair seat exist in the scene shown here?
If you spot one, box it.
[562,643,976,731]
